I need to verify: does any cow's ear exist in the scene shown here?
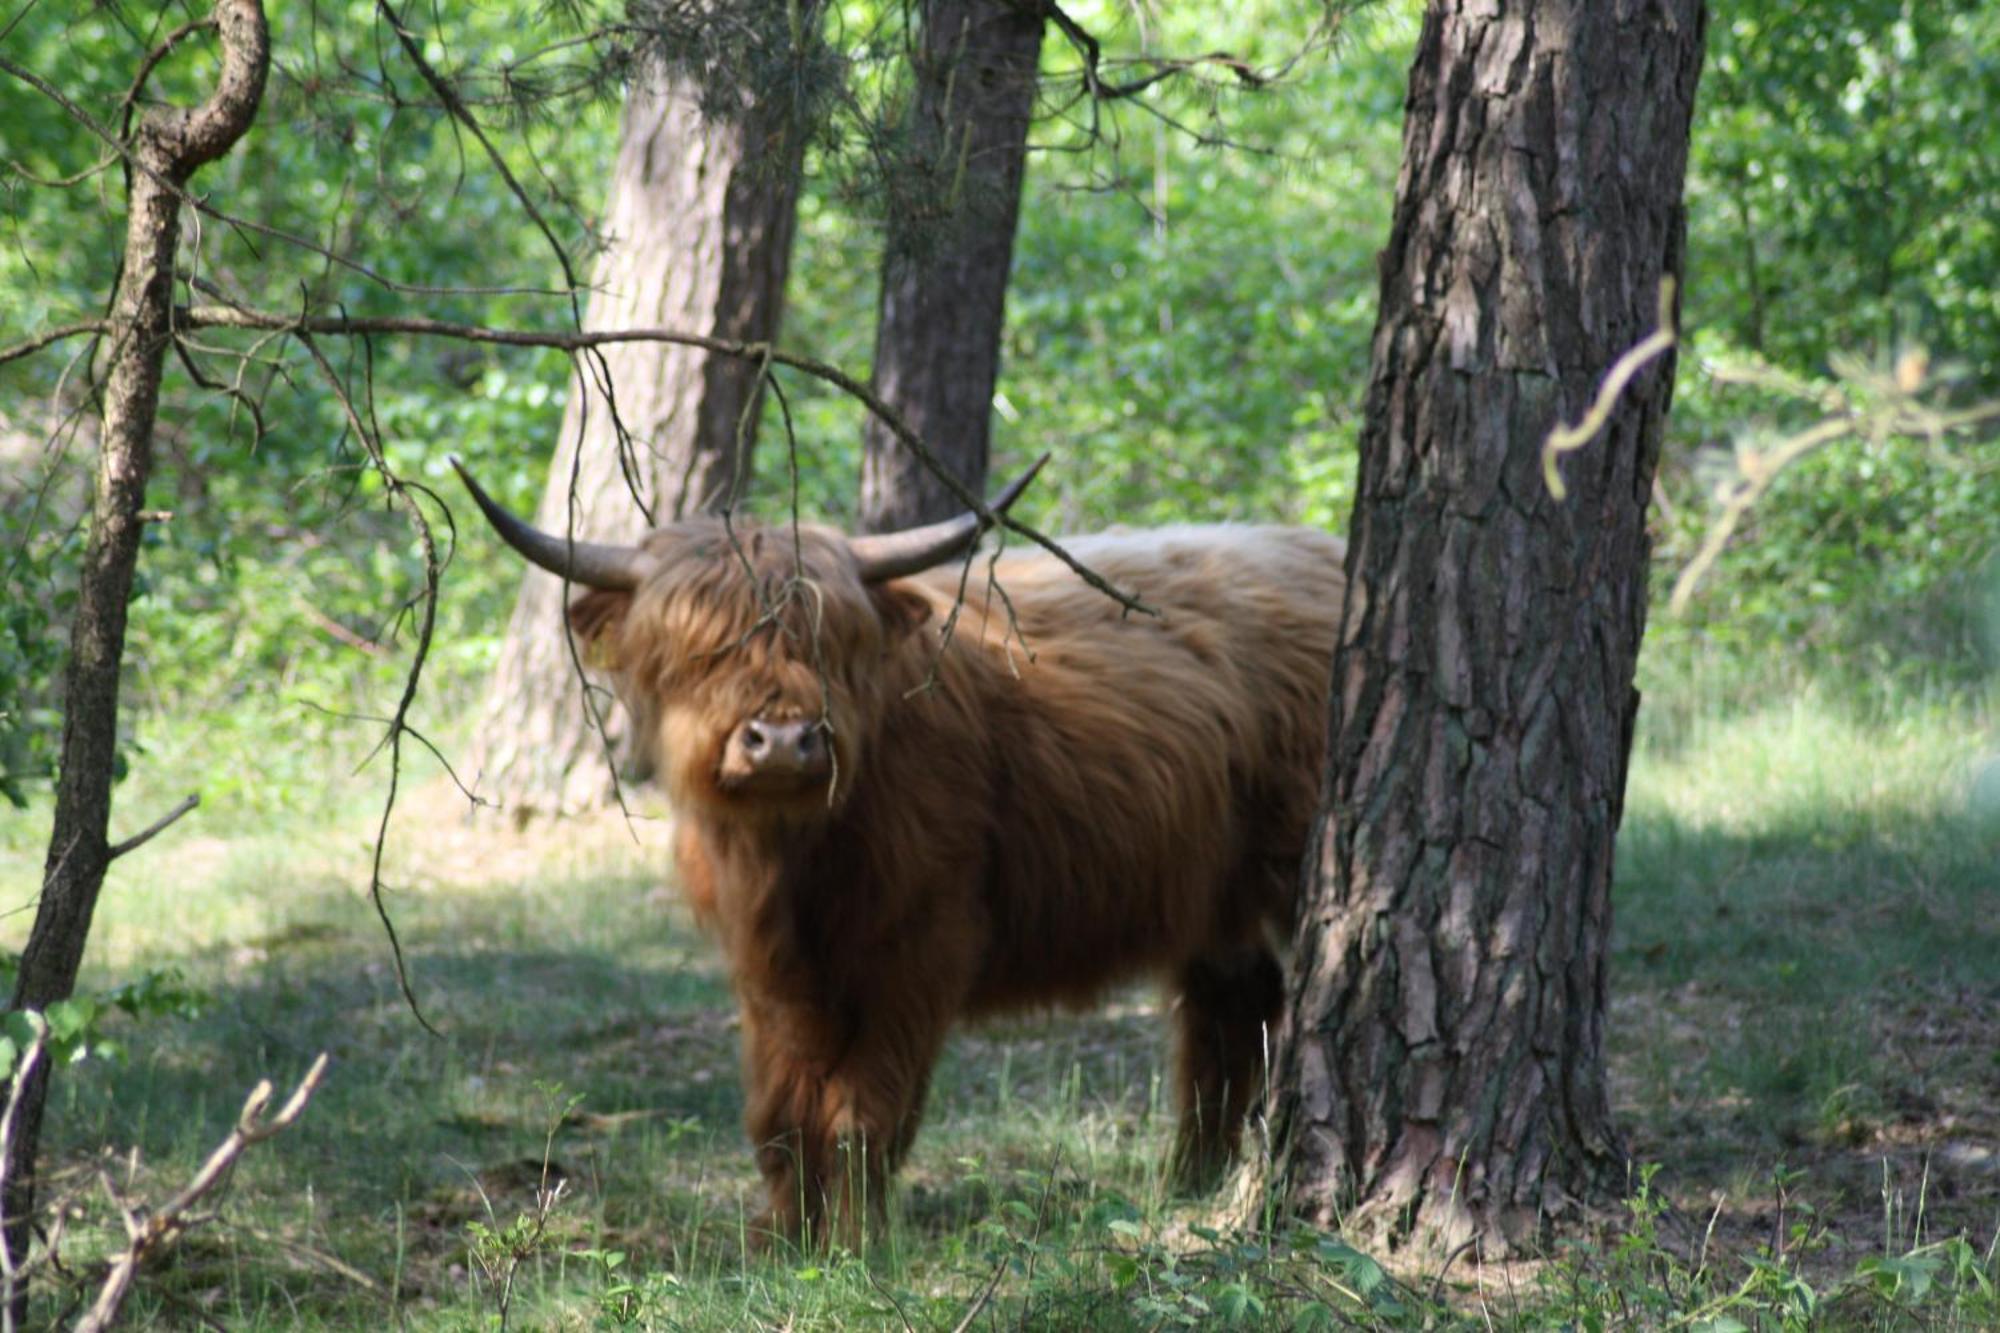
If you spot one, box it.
[568,590,633,667]
[869,583,933,641]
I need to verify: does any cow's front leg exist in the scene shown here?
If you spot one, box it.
[739,995,948,1251]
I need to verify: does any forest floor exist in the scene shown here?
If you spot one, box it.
[1,676,1995,1328]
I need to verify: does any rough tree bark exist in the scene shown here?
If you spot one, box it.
[858,0,1043,531]
[1260,0,1706,1255]
[471,64,811,819]
[3,0,269,1298]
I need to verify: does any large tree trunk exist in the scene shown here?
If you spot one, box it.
[471,68,809,819]
[858,0,1043,531]
[1261,0,1706,1255]
[3,0,269,1304]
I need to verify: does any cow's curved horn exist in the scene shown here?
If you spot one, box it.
[848,453,1050,583]
[450,456,658,591]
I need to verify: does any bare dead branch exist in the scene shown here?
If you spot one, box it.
[1666,395,2000,615]
[294,699,496,813]
[1542,276,1678,501]
[0,323,110,369]
[864,1263,919,1333]
[292,330,443,1037]
[949,1249,1009,1333]
[171,335,268,450]
[178,304,1158,616]
[104,794,199,861]
[3,153,118,189]
[72,1053,330,1333]
[1033,0,1268,101]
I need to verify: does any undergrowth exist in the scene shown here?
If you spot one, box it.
[1,648,1994,1328]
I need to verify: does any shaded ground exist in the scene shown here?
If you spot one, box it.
[2,695,1996,1325]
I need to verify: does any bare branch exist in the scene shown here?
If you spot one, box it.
[300,601,387,656]
[1666,395,2000,615]
[1542,276,1678,501]
[292,330,443,1037]
[0,322,110,369]
[178,304,1158,616]
[72,1054,330,1333]
[1033,0,1269,102]
[950,1250,1009,1333]
[4,152,119,189]
[105,794,199,861]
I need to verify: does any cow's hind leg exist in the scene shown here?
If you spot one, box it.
[1170,944,1284,1192]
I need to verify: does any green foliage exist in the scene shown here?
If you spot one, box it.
[1670,0,2000,666]
[0,953,206,1078]
[1655,337,2000,683]
[0,511,69,808]
[1689,1,2000,379]
[3,4,1996,1326]
[2,4,615,810]
[5,0,1993,817]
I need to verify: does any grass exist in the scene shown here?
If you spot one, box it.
[1,663,1997,1328]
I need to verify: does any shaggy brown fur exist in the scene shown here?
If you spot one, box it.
[571,521,1345,1246]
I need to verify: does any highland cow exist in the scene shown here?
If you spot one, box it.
[455,459,1344,1246]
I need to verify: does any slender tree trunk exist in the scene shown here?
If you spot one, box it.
[858,0,1043,531]
[471,66,810,819]
[1261,0,1706,1255]
[3,0,269,1303]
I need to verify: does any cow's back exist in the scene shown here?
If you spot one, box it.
[909,526,1344,1012]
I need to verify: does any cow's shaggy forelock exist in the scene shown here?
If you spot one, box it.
[590,520,902,817]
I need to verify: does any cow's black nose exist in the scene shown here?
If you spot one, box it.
[721,717,832,790]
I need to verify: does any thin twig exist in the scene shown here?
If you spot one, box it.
[864,1265,919,1333]
[1666,388,2000,614]
[0,322,109,369]
[294,699,496,812]
[950,1250,1010,1333]
[293,330,442,1037]
[300,601,387,655]
[374,1,587,327]
[105,794,200,861]
[1542,276,1678,501]
[119,16,220,137]
[178,304,1157,616]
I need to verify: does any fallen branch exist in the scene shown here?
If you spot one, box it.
[73,1053,330,1333]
